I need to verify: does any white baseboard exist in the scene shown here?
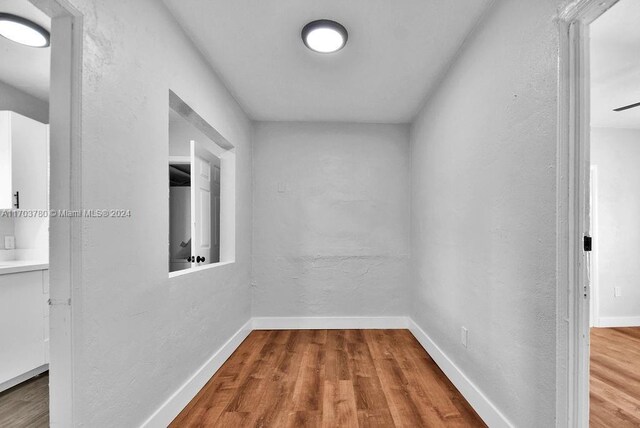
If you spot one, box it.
[251,316,410,330]
[596,316,640,328]
[140,319,252,428]
[408,319,512,428]
[140,317,511,428]
[0,364,48,393]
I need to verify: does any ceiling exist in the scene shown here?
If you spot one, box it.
[0,0,50,101]
[162,0,493,123]
[591,0,640,129]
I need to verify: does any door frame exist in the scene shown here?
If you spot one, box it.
[29,1,83,427]
[589,165,599,327]
[556,1,618,426]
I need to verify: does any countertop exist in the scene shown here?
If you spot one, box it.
[0,260,49,275]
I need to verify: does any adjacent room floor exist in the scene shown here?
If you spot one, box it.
[0,372,48,428]
[171,329,484,427]
[590,327,640,427]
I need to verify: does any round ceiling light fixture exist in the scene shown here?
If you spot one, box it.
[301,19,348,53]
[0,13,50,48]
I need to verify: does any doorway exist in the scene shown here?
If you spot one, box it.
[0,0,81,427]
[558,0,640,426]
[588,1,640,425]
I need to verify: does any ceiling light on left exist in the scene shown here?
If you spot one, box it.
[0,13,49,47]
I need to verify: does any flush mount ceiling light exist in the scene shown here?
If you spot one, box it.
[0,13,50,48]
[302,19,348,53]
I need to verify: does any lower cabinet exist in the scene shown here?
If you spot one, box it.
[0,269,49,392]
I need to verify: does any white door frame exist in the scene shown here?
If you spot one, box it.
[589,165,599,327]
[29,1,83,427]
[556,1,618,426]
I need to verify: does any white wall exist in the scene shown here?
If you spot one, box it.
[14,217,48,260]
[0,80,48,124]
[0,218,13,250]
[168,110,219,159]
[592,127,640,325]
[63,1,252,426]
[252,122,410,317]
[410,0,562,426]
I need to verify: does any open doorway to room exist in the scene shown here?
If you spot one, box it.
[0,1,80,427]
[0,2,52,426]
[588,0,640,425]
[559,0,640,425]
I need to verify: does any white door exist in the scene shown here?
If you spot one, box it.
[212,166,220,263]
[190,140,214,267]
[0,271,46,390]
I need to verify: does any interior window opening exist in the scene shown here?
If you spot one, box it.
[168,91,234,276]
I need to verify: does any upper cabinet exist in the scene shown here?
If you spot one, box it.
[0,111,49,211]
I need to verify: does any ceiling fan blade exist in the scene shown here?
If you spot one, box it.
[613,101,640,112]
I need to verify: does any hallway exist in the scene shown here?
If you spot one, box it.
[0,0,607,425]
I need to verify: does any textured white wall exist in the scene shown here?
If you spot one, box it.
[64,1,252,426]
[592,127,640,321]
[0,81,48,124]
[0,218,13,249]
[410,0,562,426]
[252,122,410,317]
[168,110,215,158]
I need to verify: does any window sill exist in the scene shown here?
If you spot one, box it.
[168,260,235,279]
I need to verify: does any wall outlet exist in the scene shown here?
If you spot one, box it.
[614,287,622,297]
[4,236,15,250]
[461,327,468,348]
[277,182,288,193]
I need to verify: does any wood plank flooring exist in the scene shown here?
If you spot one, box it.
[0,372,49,428]
[171,329,485,427]
[590,327,640,427]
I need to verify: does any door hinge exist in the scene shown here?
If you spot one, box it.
[583,236,592,252]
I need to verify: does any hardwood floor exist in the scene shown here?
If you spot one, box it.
[171,329,485,427]
[590,327,640,427]
[0,372,49,428]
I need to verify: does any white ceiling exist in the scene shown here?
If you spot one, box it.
[162,0,493,123]
[0,0,50,101]
[591,0,640,129]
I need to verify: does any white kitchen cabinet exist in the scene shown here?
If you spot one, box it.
[43,270,50,362]
[0,111,49,210]
[0,269,49,392]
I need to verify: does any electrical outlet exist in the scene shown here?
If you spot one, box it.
[4,236,15,250]
[277,182,287,193]
[614,287,622,297]
[461,327,468,348]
